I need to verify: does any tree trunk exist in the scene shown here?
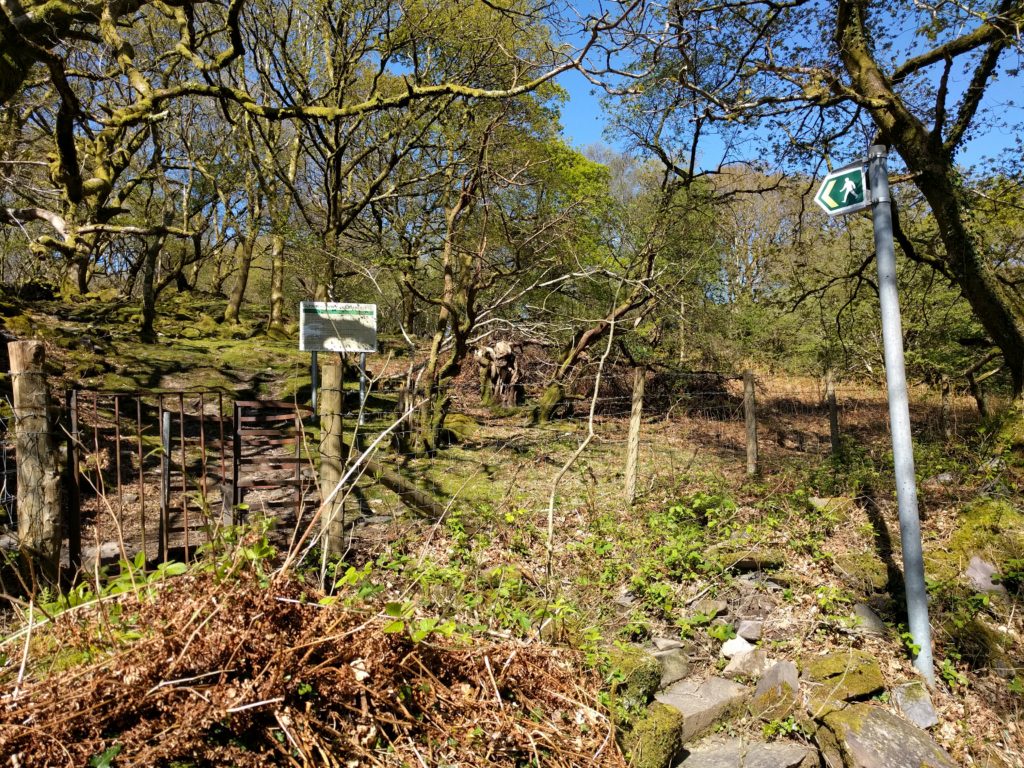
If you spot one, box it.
[224,233,258,325]
[267,233,286,336]
[140,232,168,343]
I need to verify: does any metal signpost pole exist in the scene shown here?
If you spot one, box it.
[311,351,319,414]
[868,145,934,683]
[359,352,367,426]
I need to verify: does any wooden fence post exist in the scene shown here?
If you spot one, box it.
[8,340,62,586]
[940,374,952,440]
[319,353,345,556]
[826,369,841,456]
[624,366,645,505]
[743,370,758,476]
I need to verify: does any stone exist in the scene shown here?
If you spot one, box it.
[655,648,691,689]
[802,650,884,714]
[609,645,663,717]
[723,649,771,681]
[736,573,784,593]
[677,737,815,768]
[966,556,1008,595]
[834,552,889,594]
[734,592,778,621]
[653,636,685,651]
[892,681,938,730]
[657,677,750,742]
[736,620,764,641]
[82,541,122,562]
[851,604,886,635]
[621,702,685,768]
[692,599,729,619]
[922,472,955,489]
[749,661,799,721]
[821,702,957,768]
[719,549,785,572]
[721,636,755,659]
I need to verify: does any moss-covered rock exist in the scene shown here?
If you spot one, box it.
[607,644,662,722]
[945,615,1015,677]
[619,702,684,768]
[802,649,884,714]
[834,551,889,594]
[927,498,1024,586]
[444,412,479,442]
[948,499,1024,563]
[820,703,956,768]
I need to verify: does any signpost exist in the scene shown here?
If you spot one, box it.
[814,163,870,216]
[816,149,934,684]
[299,301,377,414]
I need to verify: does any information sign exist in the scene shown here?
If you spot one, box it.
[299,302,377,353]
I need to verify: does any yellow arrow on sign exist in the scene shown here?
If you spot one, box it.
[821,179,839,209]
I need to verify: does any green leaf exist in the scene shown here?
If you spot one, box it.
[89,743,123,768]
[382,620,405,633]
[384,601,410,618]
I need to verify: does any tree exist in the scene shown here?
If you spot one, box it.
[605,0,1024,394]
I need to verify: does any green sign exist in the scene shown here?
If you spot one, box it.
[815,164,869,216]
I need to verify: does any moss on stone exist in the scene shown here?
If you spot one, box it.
[802,649,884,713]
[949,499,1024,561]
[834,551,889,594]
[946,615,1014,676]
[444,413,479,442]
[619,702,684,768]
[608,644,662,721]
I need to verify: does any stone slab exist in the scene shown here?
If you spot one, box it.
[677,737,813,768]
[657,677,750,743]
[822,703,956,768]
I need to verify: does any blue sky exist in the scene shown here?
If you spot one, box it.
[556,69,609,149]
[552,30,1022,174]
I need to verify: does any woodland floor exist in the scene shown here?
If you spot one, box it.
[0,292,1021,766]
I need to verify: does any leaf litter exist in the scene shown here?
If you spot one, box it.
[0,573,623,767]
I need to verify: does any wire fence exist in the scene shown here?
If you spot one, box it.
[0,373,985,571]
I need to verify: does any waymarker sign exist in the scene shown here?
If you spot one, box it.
[814,163,869,216]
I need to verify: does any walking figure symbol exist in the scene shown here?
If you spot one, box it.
[841,177,858,202]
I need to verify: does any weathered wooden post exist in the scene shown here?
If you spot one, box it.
[8,341,62,586]
[826,369,841,456]
[319,353,345,556]
[624,366,645,505]
[940,374,952,440]
[743,370,759,476]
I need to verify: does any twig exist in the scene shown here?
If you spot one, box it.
[13,600,34,699]
[545,294,619,581]
[226,696,284,713]
[484,655,503,709]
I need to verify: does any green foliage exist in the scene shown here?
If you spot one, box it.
[707,623,736,643]
[938,652,969,690]
[88,744,123,768]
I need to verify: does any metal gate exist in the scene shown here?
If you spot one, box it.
[66,391,316,568]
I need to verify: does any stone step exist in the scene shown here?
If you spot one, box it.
[656,676,750,742]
